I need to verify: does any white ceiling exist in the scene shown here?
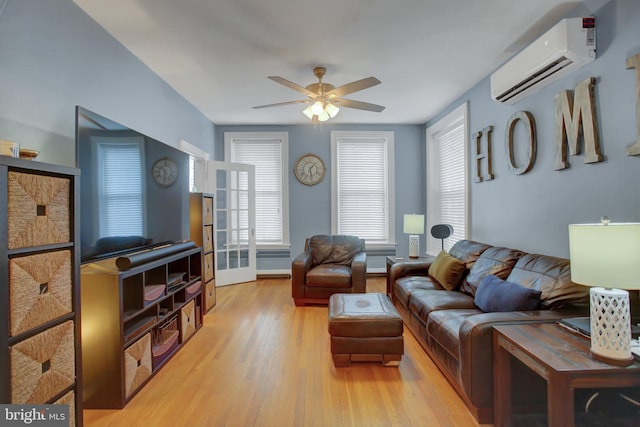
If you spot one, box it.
[73,0,584,125]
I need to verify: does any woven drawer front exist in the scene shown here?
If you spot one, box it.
[54,390,75,427]
[9,250,72,336]
[204,253,214,282]
[205,280,216,311]
[204,225,214,252]
[10,320,75,403]
[124,333,152,398]
[204,197,213,223]
[8,172,70,249]
[181,300,196,342]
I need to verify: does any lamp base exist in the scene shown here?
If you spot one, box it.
[408,235,420,258]
[589,287,634,365]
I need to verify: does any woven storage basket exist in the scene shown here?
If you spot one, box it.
[205,281,216,311]
[54,390,75,427]
[204,197,213,223]
[180,300,196,342]
[204,225,213,252]
[124,333,152,398]
[10,320,75,403]
[7,171,70,249]
[9,250,72,336]
[204,253,214,282]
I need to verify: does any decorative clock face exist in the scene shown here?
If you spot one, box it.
[295,154,326,186]
[152,157,179,187]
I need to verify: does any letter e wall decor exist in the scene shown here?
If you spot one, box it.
[626,54,640,156]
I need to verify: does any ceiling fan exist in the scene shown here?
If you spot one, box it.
[253,66,385,122]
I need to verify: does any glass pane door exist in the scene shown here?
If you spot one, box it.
[208,161,256,286]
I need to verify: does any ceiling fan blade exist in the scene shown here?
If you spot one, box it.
[253,99,309,109]
[334,98,385,112]
[268,76,316,97]
[327,77,381,98]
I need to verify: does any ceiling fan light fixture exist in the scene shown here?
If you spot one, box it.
[302,105,314,119]
[325,102,340,118]
[317,110,330,122]
[310,100,324,116]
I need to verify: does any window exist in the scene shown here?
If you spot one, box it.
[96,137,145,237]
[225,132,289,247]
[331,131,395,247]
[178,139,209,193]
[426,103,468,254]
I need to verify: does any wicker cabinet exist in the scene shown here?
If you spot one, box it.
[0,157,82,426]
[190,192,216,312]
[80,247,203,408]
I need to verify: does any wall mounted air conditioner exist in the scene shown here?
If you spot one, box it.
[490,17,596,104]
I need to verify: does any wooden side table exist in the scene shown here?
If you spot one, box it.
[385,256,432,296]
[493,323,640,427]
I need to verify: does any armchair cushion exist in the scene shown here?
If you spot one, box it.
[428,251,466,290]
[474,274,541,312]
[309,235,364,266]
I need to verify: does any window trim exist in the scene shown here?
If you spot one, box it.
[425,102,469,255]
[224,131,290,249]
[330,130,396,250]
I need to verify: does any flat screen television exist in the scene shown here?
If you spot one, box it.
[76,106,190,263]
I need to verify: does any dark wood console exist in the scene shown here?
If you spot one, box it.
[80,246,203,408]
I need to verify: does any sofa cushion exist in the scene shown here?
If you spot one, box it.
[448,240,492,269]
[428,251,466,290]
[408,289,476,323]
[474,275,541,312]
[427,309,482,362]
[306,264,352,287]
[394,276,440,307]
[506,253,589,309]
[460,247,525,296]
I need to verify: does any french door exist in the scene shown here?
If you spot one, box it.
[207,161,256,286]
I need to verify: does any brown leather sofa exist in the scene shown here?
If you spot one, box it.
[292,235,366,306]
[389,239,589,424]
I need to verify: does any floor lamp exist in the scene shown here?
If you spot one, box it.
[568,220,640,365]
[403,214,424,258]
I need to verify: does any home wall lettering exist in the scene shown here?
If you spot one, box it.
[553,77,602,170]
[473,126,494,182]
[627,53,640,156]
[505,111,536,175]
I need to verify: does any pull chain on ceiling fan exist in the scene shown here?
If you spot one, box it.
[253,66,385,123]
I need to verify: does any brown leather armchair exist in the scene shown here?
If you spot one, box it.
[291,235,367,306]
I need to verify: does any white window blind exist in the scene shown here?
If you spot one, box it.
[331,131,395,245]
[97,140,145,237]
[426,103,468,254]
[225,132,289,246]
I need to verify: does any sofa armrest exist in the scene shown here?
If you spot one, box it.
[351,252,367,293]
[457,306,588,408]
[388,258,434,294]
[291,252,314,299]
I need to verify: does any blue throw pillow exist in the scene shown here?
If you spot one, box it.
[474,274,541,312]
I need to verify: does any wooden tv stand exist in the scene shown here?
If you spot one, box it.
[80,246,203,408]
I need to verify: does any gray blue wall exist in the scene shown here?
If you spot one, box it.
[428,0,640,258]
[216,124,425,271]
[0,0,214,167]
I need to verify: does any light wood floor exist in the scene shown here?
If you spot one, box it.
[84,277,480,427]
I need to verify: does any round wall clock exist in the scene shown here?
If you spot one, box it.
[152,157,179,187]
[295,153,326,186]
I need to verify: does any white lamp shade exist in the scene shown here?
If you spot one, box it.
[317,110,330,122]
[403,214,425,235]
[310,100,324,116]
[302,106,314,119]
[325,102,340,118]
[568,223,640,290]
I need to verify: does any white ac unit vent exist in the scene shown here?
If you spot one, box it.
[491,17,596,104]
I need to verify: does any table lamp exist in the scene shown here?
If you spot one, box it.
[568,219,640,365]
[403,214,424,258]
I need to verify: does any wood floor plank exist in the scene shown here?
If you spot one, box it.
[84,278,480,427]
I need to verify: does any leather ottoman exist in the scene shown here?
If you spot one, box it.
[328,293,404,367]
